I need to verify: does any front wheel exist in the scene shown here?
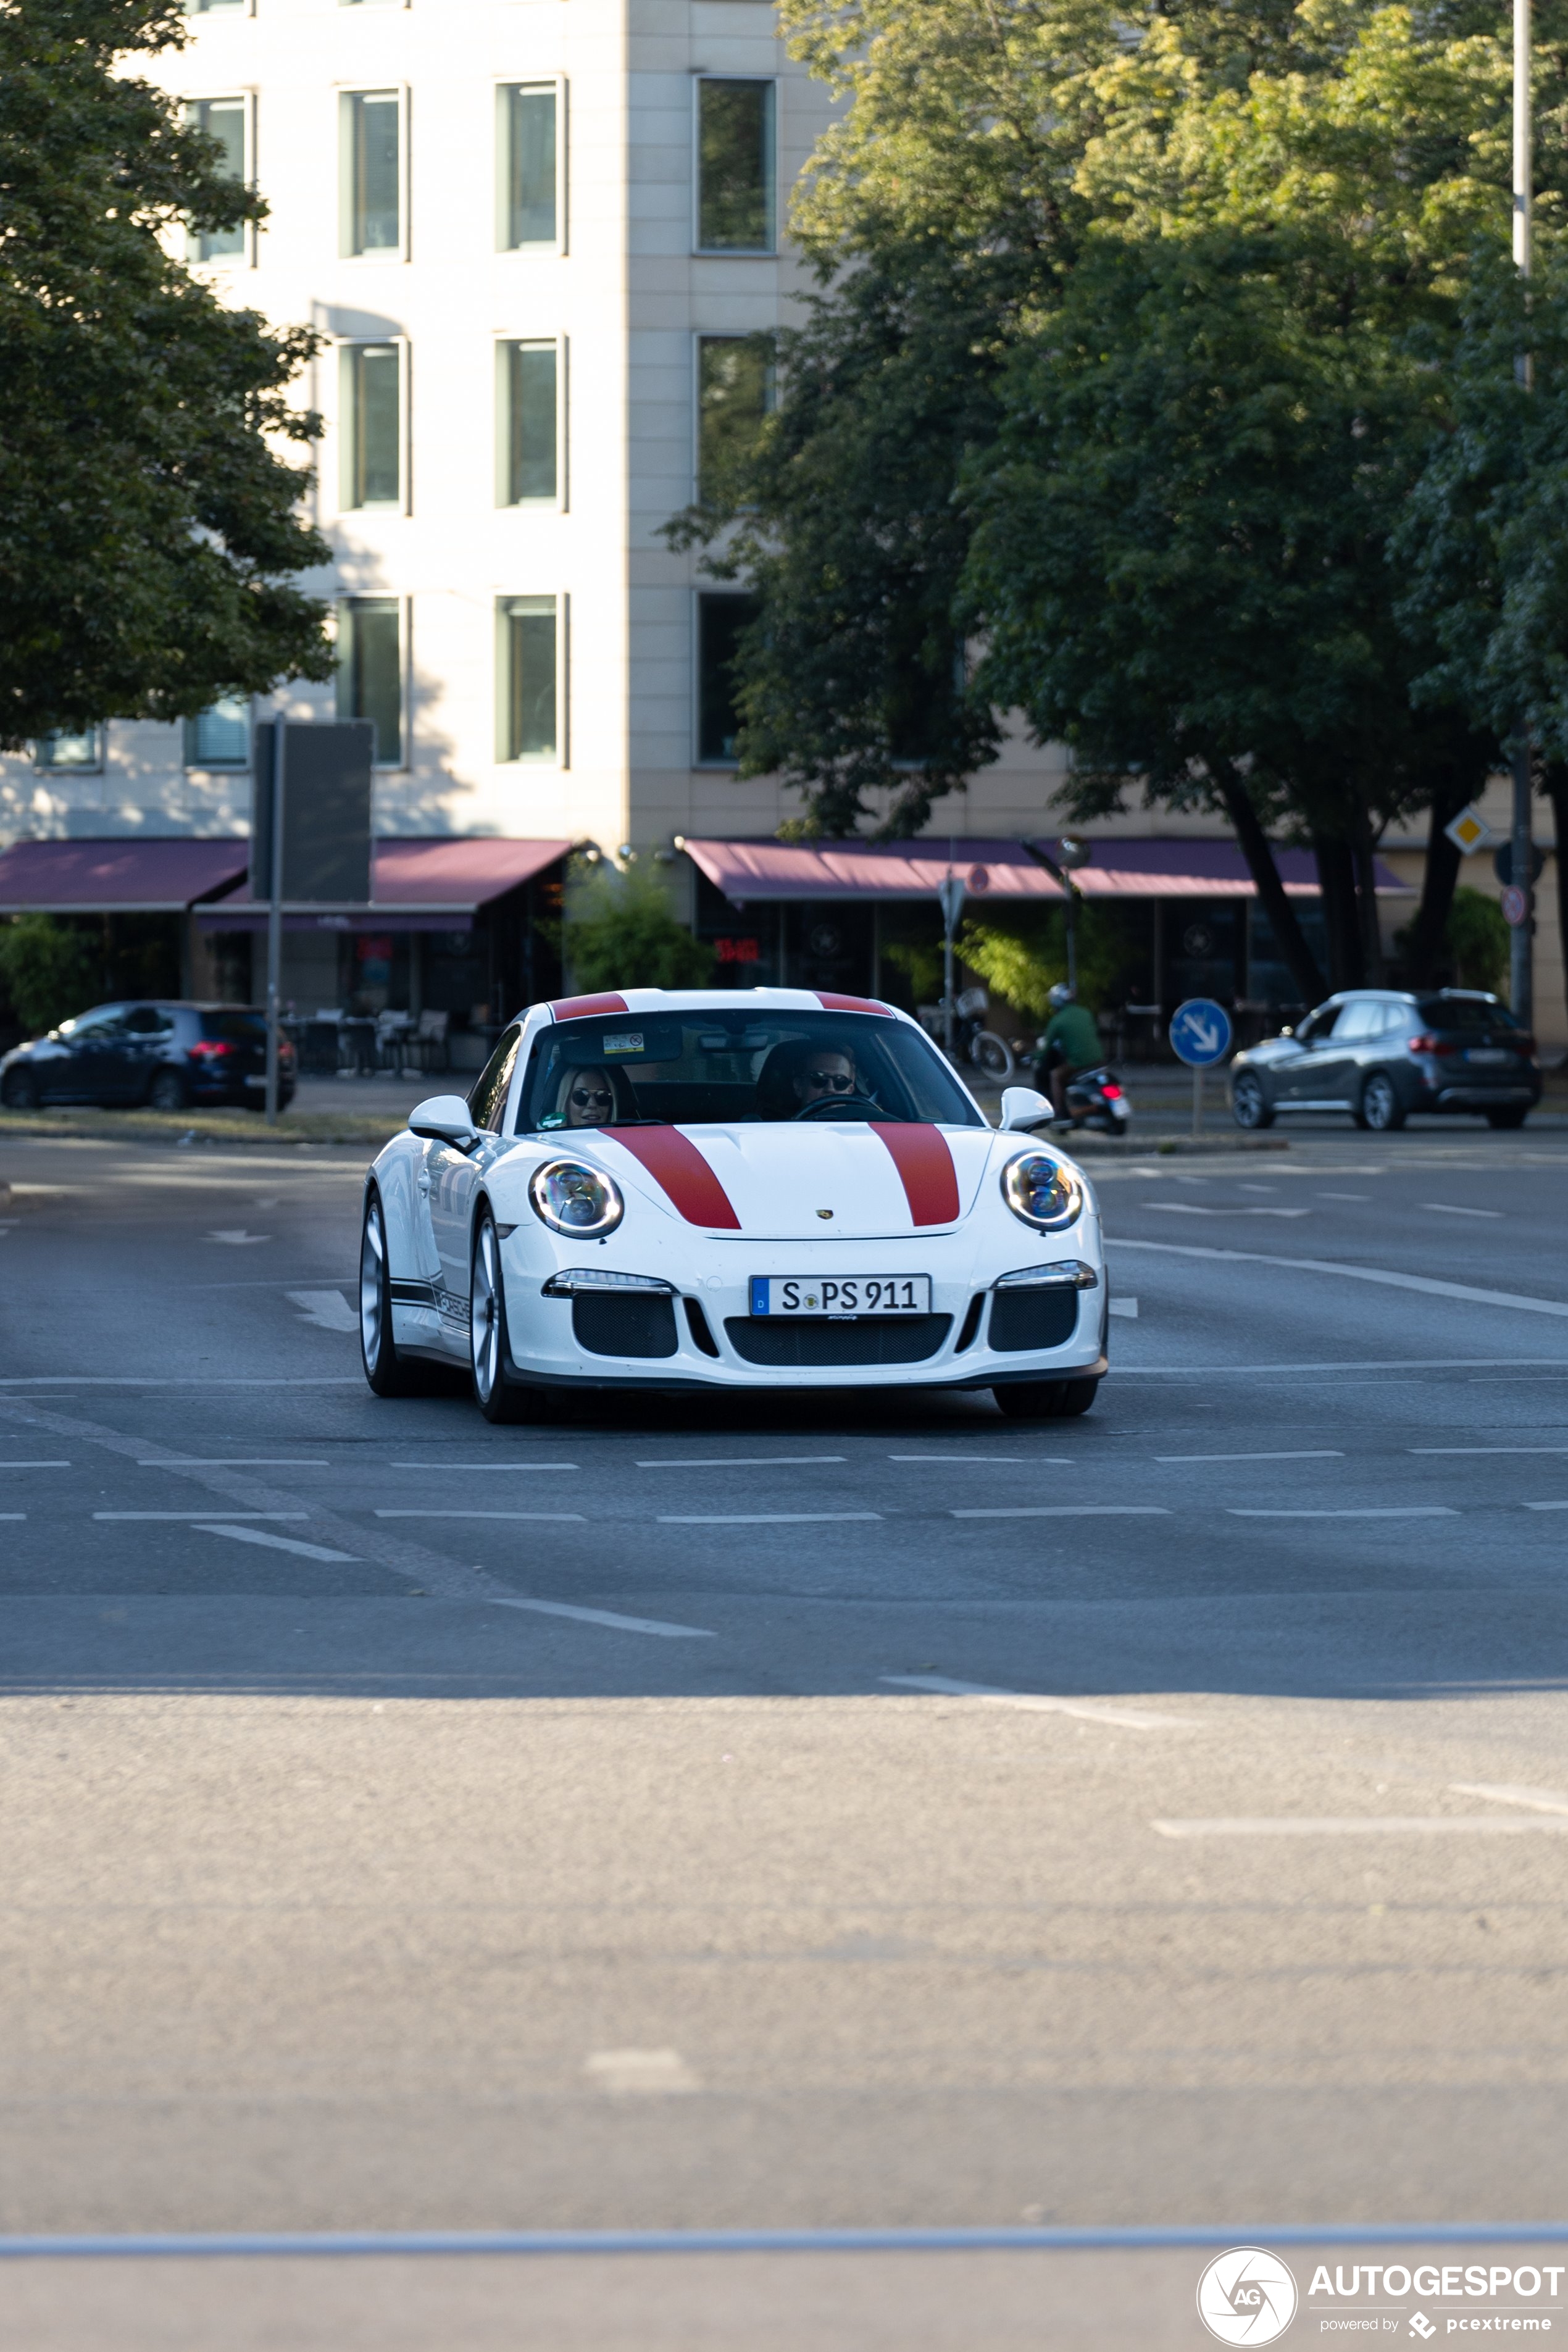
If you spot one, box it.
[993,1377,1099,1420]
[1231,1072,1274,1130]
[971,1031,1015,1083]
[148,1067,186,1112]
[470,1208,551,1424]
[1,1066,40,1110]
[1485,1106,1529,1130]
[1356,1071,1406,1132]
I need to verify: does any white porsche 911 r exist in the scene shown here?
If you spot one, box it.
[358,988,1107,1422]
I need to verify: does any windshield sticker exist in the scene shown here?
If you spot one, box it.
[603,1032,644,1056]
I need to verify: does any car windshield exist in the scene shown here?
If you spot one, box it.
[1416,996,1520,1033]
[517,1010,984,1132]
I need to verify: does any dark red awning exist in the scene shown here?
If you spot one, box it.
[0,837,248,913]
[196,836,573,930]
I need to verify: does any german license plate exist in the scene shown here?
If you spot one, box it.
[1465,1048,1509,1065]
[749,1275,931,1317]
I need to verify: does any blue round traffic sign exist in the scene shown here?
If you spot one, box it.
[1169,998,1233,1068]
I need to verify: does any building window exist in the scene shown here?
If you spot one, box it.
[341,90,401,257]
[696,593,759,764]
[340,343,403,509]
[498,597,558,762]
[32,729,104,772]
[184,698,250,767]
[337,598,402,765]
[696,80,775,253]
[185,0,246,14]
[497,341,559,506]
[696,336,772,501]
[498,85,559,249]
[185,99,247,263]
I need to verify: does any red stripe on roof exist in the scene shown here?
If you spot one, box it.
[815,992,889,1015]
[550,993,629,1021]
[871,1124,961,1227]
[604,1127,741,1230]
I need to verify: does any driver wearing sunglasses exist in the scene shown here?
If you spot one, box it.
[793,1048,859,1109]
[561,1065,620,1128]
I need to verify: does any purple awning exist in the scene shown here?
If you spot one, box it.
[0,837,248,913]
[682,835,1414,903]
[196,836,573,930]
[1032,838,1412,899]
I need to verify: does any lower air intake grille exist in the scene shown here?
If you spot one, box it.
[573,1293,679,1359]
[988,1288,1080,1353]
[725,1314,951,1367]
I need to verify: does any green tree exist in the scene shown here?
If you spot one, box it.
[0,916,100,1036]
[0,0,334,746]
[565,865,716,993]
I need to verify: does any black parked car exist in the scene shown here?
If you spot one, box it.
[0,1002,294,1112]
[1230,989,1541,1133]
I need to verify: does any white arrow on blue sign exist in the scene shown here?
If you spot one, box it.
[1169,997,1233,1067]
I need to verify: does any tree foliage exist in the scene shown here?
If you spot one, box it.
[0,915,100,1036]
[0,0,335,746]
[565,865,717,993]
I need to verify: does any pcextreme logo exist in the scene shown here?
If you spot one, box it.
[1198,2248,1301,2344]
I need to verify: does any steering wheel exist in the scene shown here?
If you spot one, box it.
[791,1093,899,1122]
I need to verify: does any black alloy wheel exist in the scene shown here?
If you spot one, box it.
[149,1068,187,1112]
[993,1377,1099,1419]
[1485,1106,1529,1129]
[1356,1072,1406,1132]
[1231,1071,1274,1130]
[470,1206,551,1424]
[1,1066,40,1110]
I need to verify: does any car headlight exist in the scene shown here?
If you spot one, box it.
[1001,1150,1083,1232]
[528,1159,624,1238]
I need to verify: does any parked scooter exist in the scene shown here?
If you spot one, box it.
[917,989,1016,1082]
[1028,1049,1133,1135]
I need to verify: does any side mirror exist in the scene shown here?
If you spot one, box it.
[999,1085,1053,1132]
[1278,1025,1295,1040]
[408,1093,480,1148]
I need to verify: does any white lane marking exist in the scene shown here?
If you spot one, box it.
[1156,1450,1344,1464]
[93,1511,311,1522]
[1524,1501,1568,1511]
[0,1462,70,1469]
[657,1512,881,1525]
[1451,1782,1568,1817]
[286,1290,359,1333]
[197,1522,361,1563]
[1154,1816,1568,1838]
[390,1463,579,1473]
[1112,1359,1568,1374]
[1318,1191,1370,1201]
[0,1514,25,1521]
[488,1597,715,1640]
[1109,1297,1138,1318]
[1109,1238,1568,1320]
[887,1454,1052,1464]
[951,1506,1170,1519]
[1411,1446,1568,1456]
[635,1456,846,1469]
[585,2048,700,2095]
[1227,1507,1458,1519]
[1422,1203,1504,1219]
[0,1377,365,1388]
[1238,1183,1276,1193]
[376,1511,585,1522]
[1143,1203,1311,1218]
[882,1674,1197,1730]
[138,1458,331,1467]
[206,1230,271,1246]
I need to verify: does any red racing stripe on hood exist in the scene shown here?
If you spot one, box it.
[604,1127,741,1230]
[871,1124,961,1227]
[549,993,628,1020]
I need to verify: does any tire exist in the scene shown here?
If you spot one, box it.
[1,1066,39,1110]
[972,1031,1015,1083]
[1485,1106,1529,1130]
[1356,1071,1406,1132]
[993,1377,1099,1420]
[1231,1071,1274,1130]
[470,1206,552,1424]
[360,1186,448,1398]
[148,1067,187,1112]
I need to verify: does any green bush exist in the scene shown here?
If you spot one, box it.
[1445,886,1510,995]
[0,915,100,1037]
[565,864,715,993]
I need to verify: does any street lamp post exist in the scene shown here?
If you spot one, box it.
[264,716,286,1128]
[1511,0,1536,1029]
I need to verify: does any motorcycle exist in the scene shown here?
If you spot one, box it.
[917,988,1015,1083]
[1029,1051,1133,1135]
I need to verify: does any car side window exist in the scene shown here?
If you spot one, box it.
[124,1006,175,1036]
[467,1024,523,1133]
[1333,1001,1378,1043]
[1296,1006,1340,1046]
[64,1006,127,1040]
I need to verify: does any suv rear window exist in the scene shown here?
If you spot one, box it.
[1415,997,1519,1033]
[201,1011,268,1043]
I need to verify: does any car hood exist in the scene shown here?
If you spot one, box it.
[559,1121,1000,1239]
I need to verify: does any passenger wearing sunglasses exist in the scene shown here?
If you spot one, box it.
[559,1065,622,1127]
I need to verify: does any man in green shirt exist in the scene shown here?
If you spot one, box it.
[1036,984,1102,1118]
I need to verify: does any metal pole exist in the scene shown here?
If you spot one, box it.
[264,716,286,1127]
[1510,734,1534,1028]
[1515,0,1533,285]
[943,907,955,1057]
[1066,886,1078,996]
[1511,0,1535,1022]
[1192,1065,1204,1144]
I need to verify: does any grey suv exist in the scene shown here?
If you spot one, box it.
[1230,990,1540,1132]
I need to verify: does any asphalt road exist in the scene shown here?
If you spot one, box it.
[2,1121,1568,2348]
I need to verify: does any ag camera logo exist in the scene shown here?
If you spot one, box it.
[1197,2246,1299,2344]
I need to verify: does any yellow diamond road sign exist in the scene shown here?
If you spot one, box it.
[1444,806,1491,854]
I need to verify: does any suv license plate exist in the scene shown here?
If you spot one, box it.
[1465,1048,1509,1065]
[749,1276,931,1317]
